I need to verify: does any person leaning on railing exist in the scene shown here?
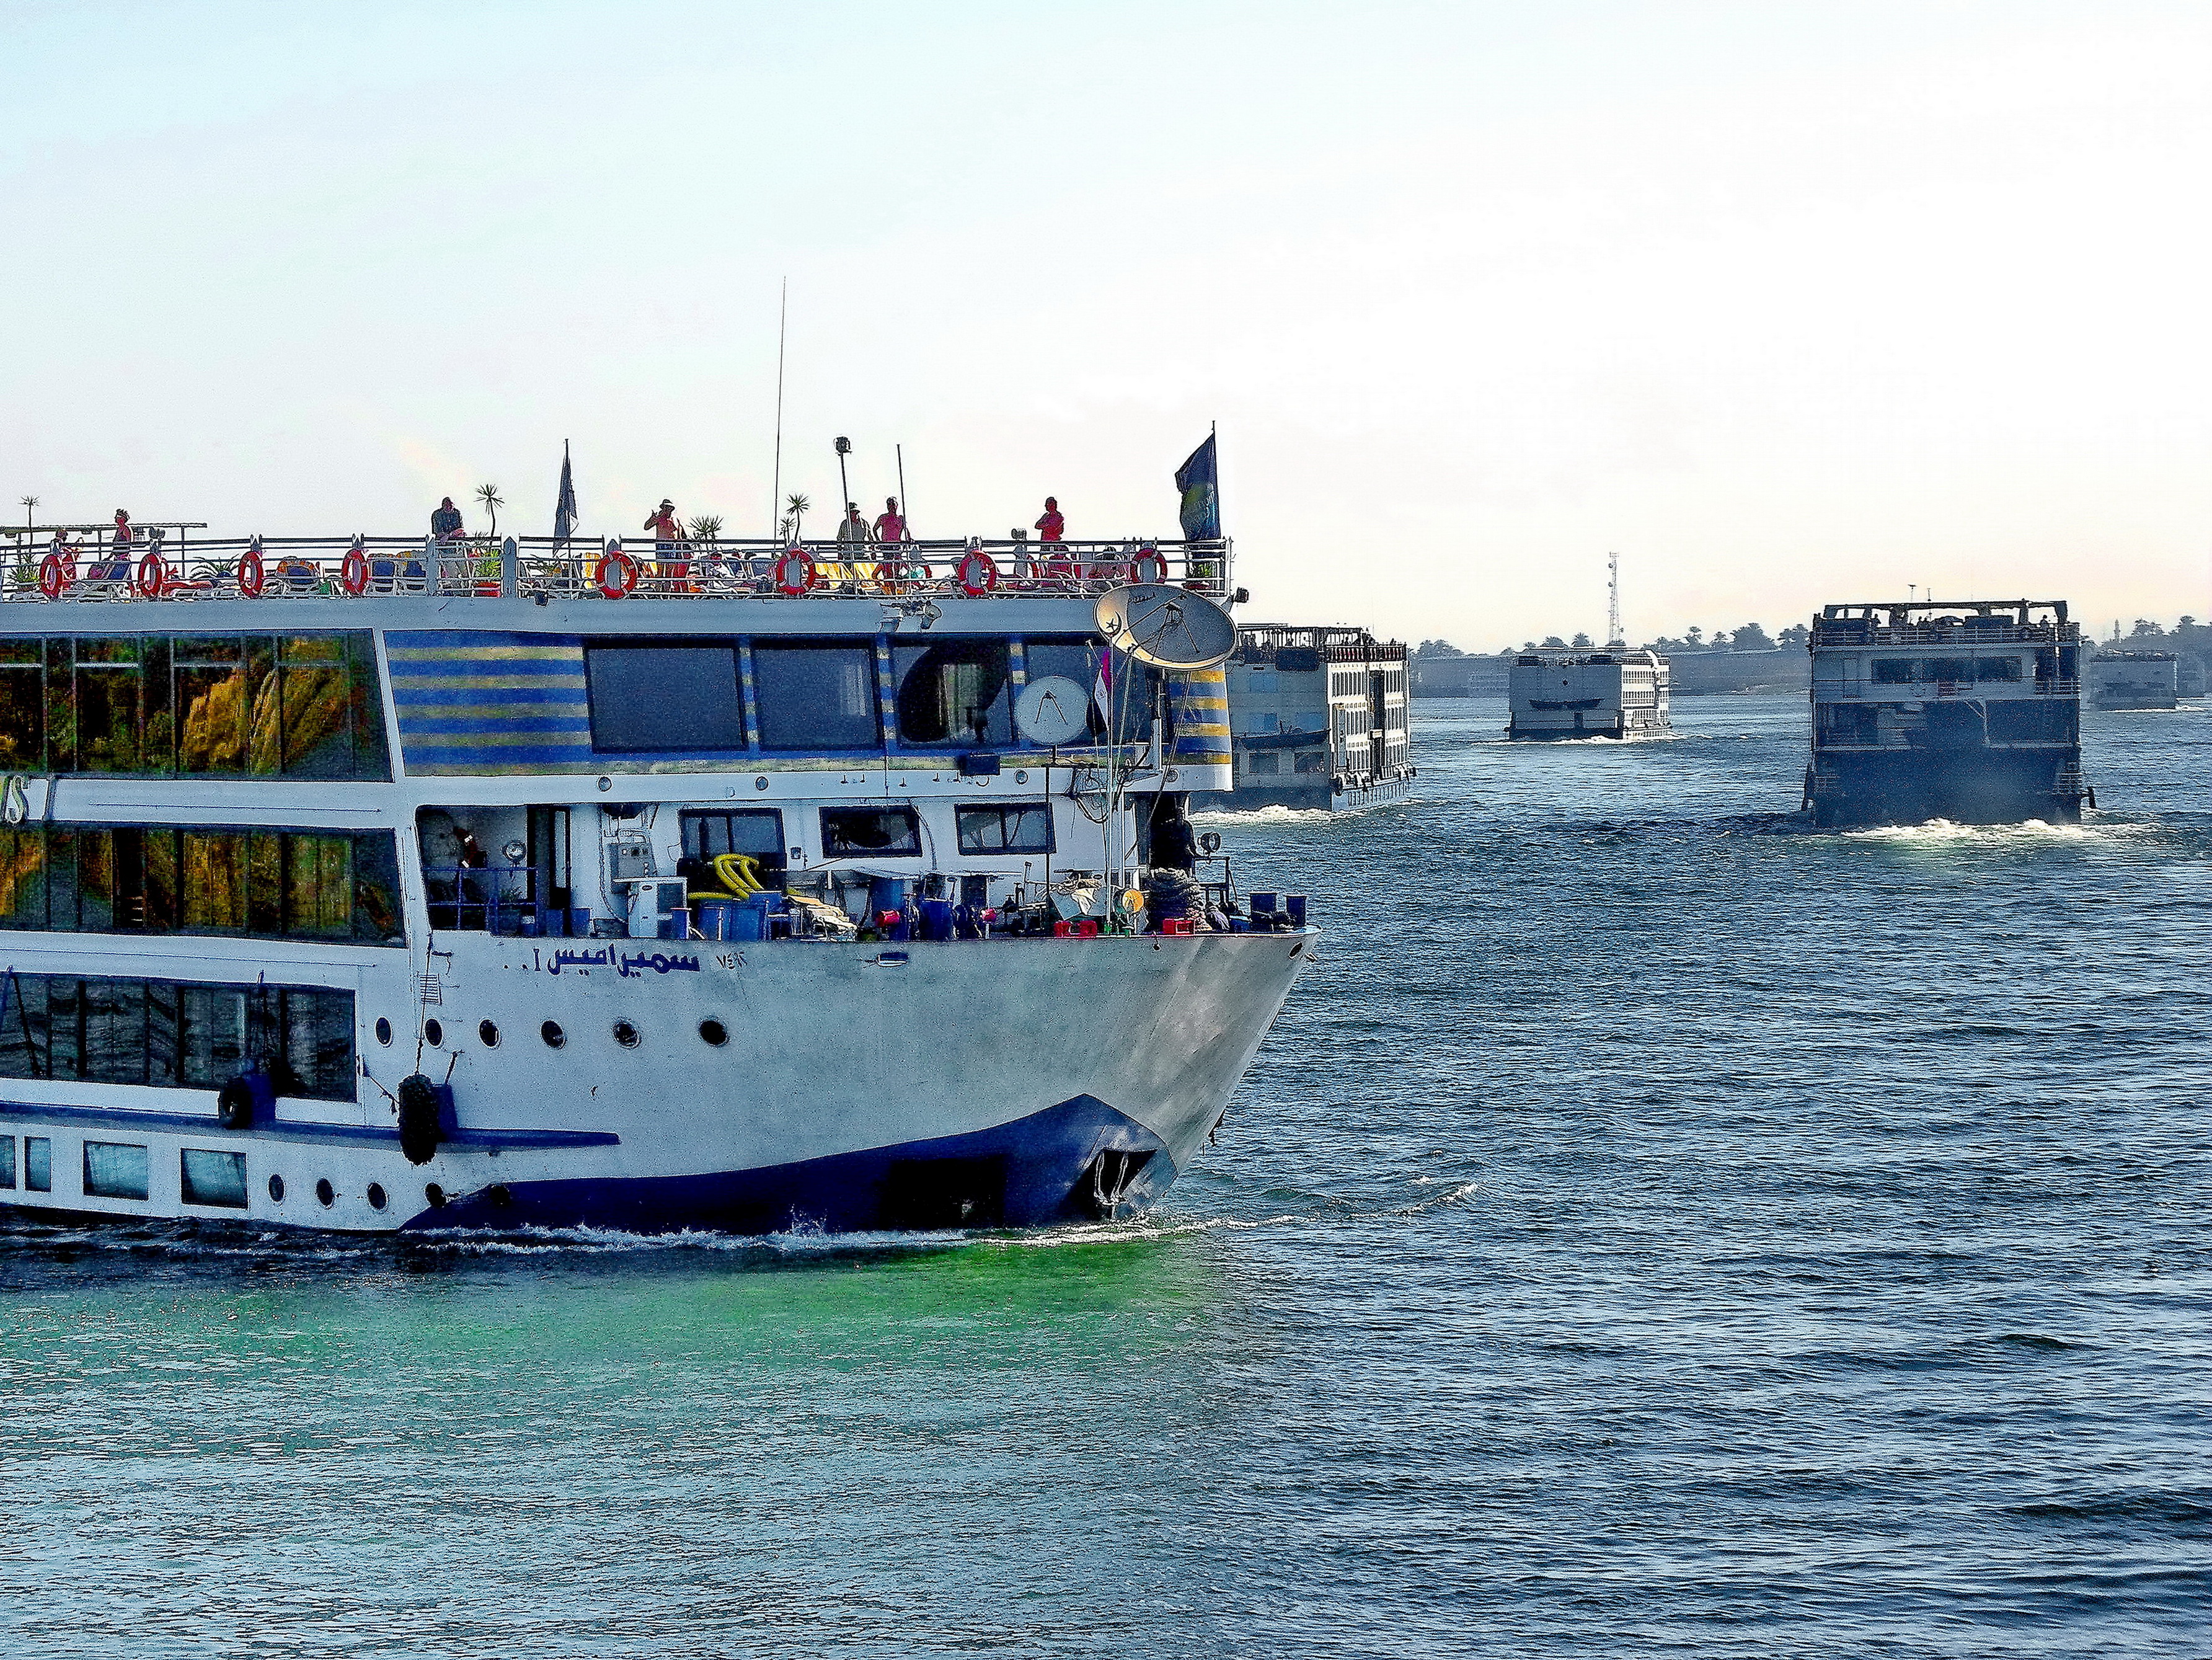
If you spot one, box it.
[431,497,465,541]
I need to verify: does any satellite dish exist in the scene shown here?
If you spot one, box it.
[1015,675,1091,747]
[1094,584,1237,670]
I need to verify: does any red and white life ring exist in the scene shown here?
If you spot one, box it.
[339,547,370,595]
[957,549,999,596]
[236,548,266,597]
[774,550,817,597]
[595,548,640,600]
[1133,546,1169,586]
[37,553,70,600]
[134,551,169,598]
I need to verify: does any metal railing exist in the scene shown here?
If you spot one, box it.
[1808,624,2076,647]
[1,533,1235,605]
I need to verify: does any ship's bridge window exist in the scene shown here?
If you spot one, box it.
[955,804,1053,855]
[753,641,880,752]
[893,641,1011,747]
[820,807,920,859]
[583,643,745,753]
[680,809,785,876]
[0,632,387,779]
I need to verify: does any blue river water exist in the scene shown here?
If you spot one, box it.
[2,693,2207,1658]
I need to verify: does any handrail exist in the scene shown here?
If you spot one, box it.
[1810,624,2077,646]
[0,533,1236,605]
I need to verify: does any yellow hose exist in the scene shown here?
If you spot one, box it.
[688,853,764,904]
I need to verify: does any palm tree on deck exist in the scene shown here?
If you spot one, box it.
[476,483,505,538]
[784,494,810,542]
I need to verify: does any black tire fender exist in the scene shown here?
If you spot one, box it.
[397,1073,444,1167]
[215,1076,258,1131]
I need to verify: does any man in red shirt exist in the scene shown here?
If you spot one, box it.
[1034,497,1064,541]
[872,496,906,544]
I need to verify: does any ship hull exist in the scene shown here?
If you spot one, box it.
[0,931,1313,1237]
[1807,749,2086,828]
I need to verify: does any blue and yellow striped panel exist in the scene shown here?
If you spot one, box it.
[386,631,595,776]
[1167,665,1232,784]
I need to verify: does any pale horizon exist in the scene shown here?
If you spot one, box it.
[5,1,2206,647]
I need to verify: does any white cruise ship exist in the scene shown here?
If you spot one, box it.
[1195,625,1412,810]
[0,525,1309,1235]
[1506,647,1672,739]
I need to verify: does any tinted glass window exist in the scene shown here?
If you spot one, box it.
[1022,638,1105,742]
[0,975,351,1099]
[820,807,920,858]
[1872,659,1916,684]
[1926,659,1971,682]
[1973,656,2022,682]
[84,1140,149,1201]
[956,804,1053,854]
[0,661,44,771]
[0,1135,12,1187]
[680,810,785,872]
[754,643,878,751]
[25,1135,51,1191]
[181,1148,248,1209]
[585,644,745,752]
[893,641,1011,746]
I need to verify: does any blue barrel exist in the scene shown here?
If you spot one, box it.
[869,876,909,917]
[919,898,953,941]
[732,897,769,942]
[696,899,739,941]
[1285,894,1307,927]
[1249,891,1277,916]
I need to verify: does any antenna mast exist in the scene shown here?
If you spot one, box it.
[1607,551,1622,647]
[771,278,787,539]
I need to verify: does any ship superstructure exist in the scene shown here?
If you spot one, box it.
[1805,599,2090,827]
[0,529,1312,1236]
[1199,624,1412,810]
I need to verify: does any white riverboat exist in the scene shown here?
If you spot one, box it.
[0,526,1311,1235]
[1194,625,1412,810]
[1506,647,1672,740]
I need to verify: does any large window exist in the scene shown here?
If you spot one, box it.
[0,632,387,779]
[955,804,1053,854]
[583,644,745,752]
[754,642,879,752]
[894,641,1011,747]
[679,809,786,874]
[0,974,354,1099]
[1020,638,1107,742]
[0,825,402,944]
[820,807,920,859]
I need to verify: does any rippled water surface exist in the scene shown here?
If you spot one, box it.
[4,694,2208,1658]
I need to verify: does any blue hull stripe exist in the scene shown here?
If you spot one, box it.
[403,1094,1170,1235]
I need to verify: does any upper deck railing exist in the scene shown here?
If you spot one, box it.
[0,533,1234,608]
[1237,624,1405,664]
[1808,621,2077,648]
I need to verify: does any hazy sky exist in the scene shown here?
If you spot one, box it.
[5,1,2207,647]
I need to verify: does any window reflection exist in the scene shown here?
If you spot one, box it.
[0,826,400,944]
[0,974,354,1100]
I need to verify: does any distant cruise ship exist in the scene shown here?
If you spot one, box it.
[1506,646,1672,740]
[0,518,1311,1235]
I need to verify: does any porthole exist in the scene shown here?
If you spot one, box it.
[374,1018,392,1046]
[366,1182,388,1211]
[699,1018,728,1047]
[424,1183,447,1209]
[612,1019,641,1049]
[487,1183,513,1209]
[314,1178,335,1208]
[267,1174,285,1203]
[541,1020,566,1049]
[479,1019,500,1048]
[423,1018,445,1047]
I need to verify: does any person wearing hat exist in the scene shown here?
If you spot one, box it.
[430,496,464,541]
[642,499,688,590]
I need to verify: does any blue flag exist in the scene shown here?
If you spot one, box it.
[1175,432,1219,541]
[553,442,579,548]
